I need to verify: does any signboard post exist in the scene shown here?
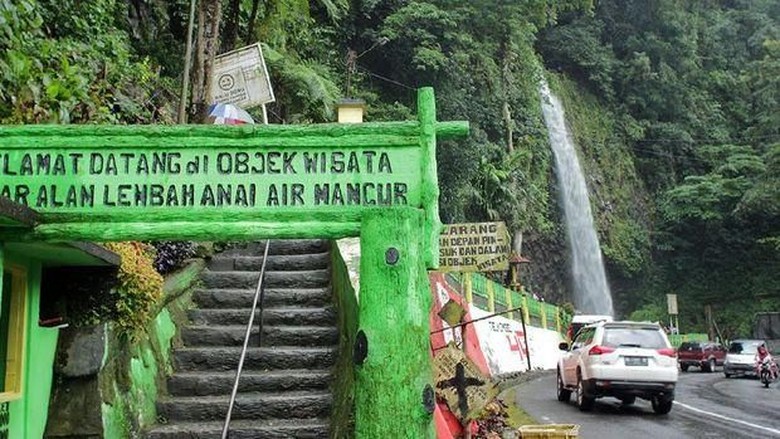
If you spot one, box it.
[438,222,510,272]
[667,294,679,335]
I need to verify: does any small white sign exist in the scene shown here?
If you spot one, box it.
[211,43,274,109]
[667,294,678,315]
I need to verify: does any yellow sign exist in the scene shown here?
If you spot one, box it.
[438,222,510,272]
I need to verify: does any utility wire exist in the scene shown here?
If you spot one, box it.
[356,64,417,90]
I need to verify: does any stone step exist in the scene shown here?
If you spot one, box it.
[200,270,329,289]
[188,306,337,326]
[157,391,332,423]
[192,288,332,309]
[173,346,337,372]
[218,240,330,257]
[208,253,330,272]
[181,325,339,347]
[145,418,329,439]
[167,369,332,396]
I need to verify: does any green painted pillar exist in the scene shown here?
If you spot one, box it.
[356,207,433,438]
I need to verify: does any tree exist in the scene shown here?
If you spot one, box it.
[191,0,222,122]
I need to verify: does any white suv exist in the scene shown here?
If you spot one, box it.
[556,321,678,414]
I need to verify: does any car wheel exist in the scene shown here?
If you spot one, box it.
[724,370,732,378]
[707,359,716,373]
[652,396,673,415]
[576,372,595,412]
[680,364,689,372]
[621,396,636,405]
[557,370,572,402]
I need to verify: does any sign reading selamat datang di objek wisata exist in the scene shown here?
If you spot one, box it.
[0,148,416,210]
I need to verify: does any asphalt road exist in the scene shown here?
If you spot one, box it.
[514,368,780,438]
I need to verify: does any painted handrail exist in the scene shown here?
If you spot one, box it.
[446,271,570,334]
[221,240,271,439]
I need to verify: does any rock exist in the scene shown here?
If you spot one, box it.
[55,325,106,378]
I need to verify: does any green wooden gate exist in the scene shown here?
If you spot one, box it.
[0,88,468,438]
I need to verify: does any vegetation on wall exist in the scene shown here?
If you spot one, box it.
[103,242,164,338]
[0,0,175,124]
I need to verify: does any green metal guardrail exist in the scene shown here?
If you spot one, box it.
[445,272,569,335]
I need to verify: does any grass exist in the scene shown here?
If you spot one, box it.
[500,388,537,428]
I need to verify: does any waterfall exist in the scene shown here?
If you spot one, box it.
[539,80,614,316]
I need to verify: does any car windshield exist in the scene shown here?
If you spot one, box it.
[728,341,762,354]
[602,327,667,349]
[679,342,701,351]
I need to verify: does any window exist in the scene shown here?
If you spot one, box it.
[0,266,26,402]
[728,341,762,354]
[679,342,701,352]
[573,328,593,349]
[601,327,667,349]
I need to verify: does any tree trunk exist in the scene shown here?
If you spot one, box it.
[221,0,241,53]
[245,0,261,46]
[191,0,223,123]
[501,35,514,153]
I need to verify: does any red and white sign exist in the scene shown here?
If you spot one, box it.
[429,273,490,375]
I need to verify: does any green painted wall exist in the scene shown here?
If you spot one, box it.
[2,252,59,439]
[97,260,200,438]
[329,243,359,438]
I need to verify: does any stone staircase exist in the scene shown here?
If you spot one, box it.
[146,240,339,439]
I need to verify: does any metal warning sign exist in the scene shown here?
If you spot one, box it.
[438,222,511,272]
[434,344,495,421]
[211,43,274,109]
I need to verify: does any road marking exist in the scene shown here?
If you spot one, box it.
[541,416,553,422]
[674,401,780,436]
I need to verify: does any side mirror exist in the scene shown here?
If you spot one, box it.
[559,342,570,352]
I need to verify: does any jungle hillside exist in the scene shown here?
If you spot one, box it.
[0,0,778,338]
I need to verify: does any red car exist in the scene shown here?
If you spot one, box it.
[677,341,727,372]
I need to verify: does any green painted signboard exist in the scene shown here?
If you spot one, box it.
[0,89,467,266]
[0,148,416,209]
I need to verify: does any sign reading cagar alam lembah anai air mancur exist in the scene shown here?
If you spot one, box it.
[438,222,510,272]
[0,148,419,211]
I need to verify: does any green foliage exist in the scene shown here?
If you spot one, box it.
[0,0,175,124]
[628,301,666,324]
[540,0,780,332]
[103,242,164,339]
[263,45,341,123]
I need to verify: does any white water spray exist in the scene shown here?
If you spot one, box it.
[540,80,614,315]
